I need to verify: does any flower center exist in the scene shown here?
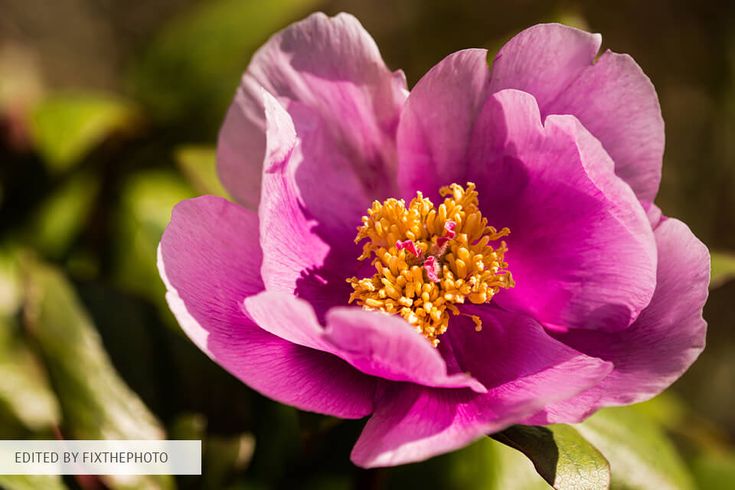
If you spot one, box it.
[347,183,514,346]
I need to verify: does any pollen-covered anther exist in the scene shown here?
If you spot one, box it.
[347,183,515,346]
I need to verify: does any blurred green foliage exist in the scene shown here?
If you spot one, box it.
[0,0,734,488]
[23,258,173,489]
[27,173,99,257]
[710,251,735,289]
[175,145,227,197]
[0,251,59,436]
[0,474,67,490]
[115,169,195,309]
[576,406,694,489]
[128,0,321,132]
[30,93,141,173]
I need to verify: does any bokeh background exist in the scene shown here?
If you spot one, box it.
[1,0,734,488]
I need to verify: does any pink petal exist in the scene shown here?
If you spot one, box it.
[351,385,511,469]
[490,23,664,205]
[217,12,406,208]
[243,291,486,393]
[489,23,601,109]
[528,217,709,423]
[470,89,657,332]
[257,90,358,316]
[647,203,663,227]
[396,49,490,197]
[351,307,611,468]
[285,98,383,244]
[158,196,375,418]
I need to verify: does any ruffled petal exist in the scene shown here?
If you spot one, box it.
[243,291,486,392]
[218,12,406,208]
[396,49,490,196]
[469,89,657,332]
[350,307,611,468]
[158,196,375,418]
[257,90,359,316]
[490,23,664,204]
[351,385,505,469]
[527,218,709,423]
[489,23,601,109]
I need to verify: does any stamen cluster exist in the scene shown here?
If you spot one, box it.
[347,183,514,346]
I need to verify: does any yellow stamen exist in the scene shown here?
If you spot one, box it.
[347,183,514,346]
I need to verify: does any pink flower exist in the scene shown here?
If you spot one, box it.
[158,13,709,467]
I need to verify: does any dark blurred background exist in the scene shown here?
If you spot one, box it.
[0,1,734,489]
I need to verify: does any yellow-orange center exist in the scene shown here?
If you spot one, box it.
[347,183,514,346]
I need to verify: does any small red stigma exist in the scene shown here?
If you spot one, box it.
[435,220,457,252]
[423,256,440,282]
[396,239,421,258]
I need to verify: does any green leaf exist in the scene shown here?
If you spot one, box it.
[692,452,735,490]
[485,437,558,490]
[0,249,60,432]
[710,250,735,289]
[575,406,695,490]
[22,259,173,490]
[0,322,60,432]
[128,0,321,129]
[0,475,67,490]
[386,437,548,490]
[30,93,140,172]
[175,145,228,197]
[492,424,610,490]
[27,173,98,256]
[0,247,23,317]
[449,437,551,490]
